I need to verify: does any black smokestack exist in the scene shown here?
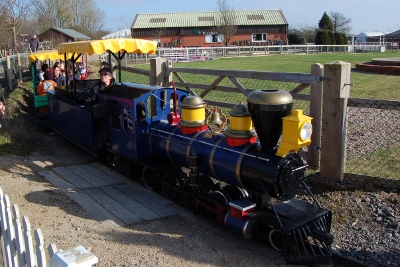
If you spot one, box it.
[247,90,293,152]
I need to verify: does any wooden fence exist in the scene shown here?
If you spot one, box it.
[0,186,98,267]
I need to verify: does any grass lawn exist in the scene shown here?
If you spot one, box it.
[133,51,400,100]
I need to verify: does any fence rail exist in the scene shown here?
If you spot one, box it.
[0,186,98,267]
[155,43,396,61]
[102,43,397,66]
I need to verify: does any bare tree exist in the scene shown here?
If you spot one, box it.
[117,13,133,32]
[69,0,105,37]
[152,28,165,42]
[0,0,32,53]
[33,0,105,37]
[213,0,237,46]
[329,12,352,34]
[295,21,318,44]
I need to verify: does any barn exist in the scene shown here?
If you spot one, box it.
[38,27,91,47]
[131,10,288,47]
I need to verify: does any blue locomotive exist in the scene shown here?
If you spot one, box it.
[46,79,333,265]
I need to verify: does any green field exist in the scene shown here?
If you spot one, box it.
[134,51,400,100]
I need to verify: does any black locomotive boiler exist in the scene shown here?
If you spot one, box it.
[47,81,333,264]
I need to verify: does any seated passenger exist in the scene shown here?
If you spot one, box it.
[38,63,49,81]
[84,67,116,151]
[85,67,115,107]
[53,64,66,87]
[78,62,87,80]
[37,71,57,95]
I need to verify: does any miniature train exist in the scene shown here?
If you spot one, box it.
[46,80,333,265]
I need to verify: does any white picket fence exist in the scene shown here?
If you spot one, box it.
[0,186,98,267]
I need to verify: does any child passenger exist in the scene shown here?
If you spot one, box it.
[37,71,57,95]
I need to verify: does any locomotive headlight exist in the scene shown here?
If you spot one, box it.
[300,121,312,141]
[276,109,313,157]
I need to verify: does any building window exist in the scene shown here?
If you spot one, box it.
[247,15,264,20]
[198,16,214,22]
[205,34,224,43]
[150,18,167,23]
[252,33,268,42]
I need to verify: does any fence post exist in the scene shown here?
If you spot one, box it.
[149,57,170,87]
[17,53,23,83]
[0,187,13,267]
[320,61,351,181]
[0,187,98,267]
[6,56,12,90]
[307,63,323,170]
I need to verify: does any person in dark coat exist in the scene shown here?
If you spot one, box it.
[29,34,40,52]
[86,67,115,105]
[85,67,116,151]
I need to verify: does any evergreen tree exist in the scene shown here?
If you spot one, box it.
[334,32,343,45]
[288,32,302,44]
[328,31,336,45]
[318,12,334,31]
[315,30,331,45]
[341,33,348,44]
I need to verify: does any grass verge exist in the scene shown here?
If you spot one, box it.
[0,82,37,156]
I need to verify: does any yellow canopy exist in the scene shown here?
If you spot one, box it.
[29,50,76,62]
[57,38,158,56]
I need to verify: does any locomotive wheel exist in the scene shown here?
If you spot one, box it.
[210,190,229,206]
[223,185,249,200]
[162,172,180,200]
[143,167,159,190]
[268,229,285,252]
[199,176,218,193]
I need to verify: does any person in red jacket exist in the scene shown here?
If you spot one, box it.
[37,71,57,95]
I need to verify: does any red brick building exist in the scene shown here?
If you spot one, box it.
[131,10,288,47]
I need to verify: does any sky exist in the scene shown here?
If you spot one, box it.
[97,0,400,35]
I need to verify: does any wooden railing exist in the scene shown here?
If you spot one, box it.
[0,186,98,267]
